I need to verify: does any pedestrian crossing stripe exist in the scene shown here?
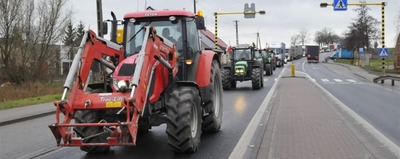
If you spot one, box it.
[347,79,357,83]
[333,79,343,82]
[321,79,329,82]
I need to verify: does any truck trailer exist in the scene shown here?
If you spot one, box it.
[306,45,320,63]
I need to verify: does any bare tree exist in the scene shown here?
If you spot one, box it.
[0,0,25,82]
[0,0,71,83]
[314,27,341,47]
[298,27,309,47]
[290,34,300,46]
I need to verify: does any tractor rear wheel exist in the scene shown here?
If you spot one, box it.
[202,60,223,133]
[74,110,110,153]
[251,68,261,90]
[221,68,231,90]
[166,86,202,153]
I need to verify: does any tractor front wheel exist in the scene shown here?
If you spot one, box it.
[221,68,231,90]
[166,87,202,153]
[251,68,262,90]
[74,110,110,153]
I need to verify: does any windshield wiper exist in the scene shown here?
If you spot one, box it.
[127,21,151,43]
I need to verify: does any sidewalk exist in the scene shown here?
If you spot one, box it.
[0,102,54,126]
[256,75,397,159]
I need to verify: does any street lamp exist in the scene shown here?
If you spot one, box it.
[320,2,329,8]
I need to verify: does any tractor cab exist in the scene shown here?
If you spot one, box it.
[231,44,260,76]
[121,10,206,81]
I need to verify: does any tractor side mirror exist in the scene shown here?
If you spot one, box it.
[102,21,108,35]
[196,16,206,30]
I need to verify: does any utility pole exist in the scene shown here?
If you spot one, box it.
[234,20,239,46]
[193,0,196,13]
[96,0,103,37]
[256,32,261,49]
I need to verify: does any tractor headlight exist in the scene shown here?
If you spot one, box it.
[113,79,128,92]
[235,69,244,74]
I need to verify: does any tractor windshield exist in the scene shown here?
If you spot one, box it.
[125,19,182,57]
[233,49,252,61]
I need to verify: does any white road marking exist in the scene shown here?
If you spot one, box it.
[274,78,278,81]
[333,79,343,82]
[347,79,357,83]
[263,78,268,82]
[321,78,330,82]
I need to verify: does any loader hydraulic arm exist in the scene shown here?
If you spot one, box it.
[125,26,177,143]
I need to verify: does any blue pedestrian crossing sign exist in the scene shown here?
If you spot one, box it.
[378,48,389,57]
[333,0,347,11]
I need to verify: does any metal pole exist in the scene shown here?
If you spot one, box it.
[96,0,103,37]
[235,20,239,46]
[194,0,196,14]
[381,2,386,75]
[214,13,218,49]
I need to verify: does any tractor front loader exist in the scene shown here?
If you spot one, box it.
[49,27,178,152]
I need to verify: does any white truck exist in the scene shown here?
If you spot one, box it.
[289,45,303,60]
[267,42,286,67]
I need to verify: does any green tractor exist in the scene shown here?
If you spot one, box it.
[221,44,264,90]
[257,48,274,76]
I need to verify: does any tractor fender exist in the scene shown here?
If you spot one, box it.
[173,81,204,106]
[195,50,220,88]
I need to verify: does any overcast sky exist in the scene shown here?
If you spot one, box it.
[68,0,399,48]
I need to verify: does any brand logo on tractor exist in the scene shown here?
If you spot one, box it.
[100,96,124,102]
[145,12,157,16]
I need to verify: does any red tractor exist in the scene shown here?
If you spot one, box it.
[49,9,223,153]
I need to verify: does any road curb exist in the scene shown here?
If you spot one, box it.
[0,110,54,126]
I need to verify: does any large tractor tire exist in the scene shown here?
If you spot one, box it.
[221,68,231,90]
[166,86,202,153]
[74,110,110,153]
[251,68,262,90]
[202,60,223,133]
[265,64,272,76]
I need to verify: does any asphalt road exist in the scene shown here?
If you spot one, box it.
[297,53,400,147]
[0,67,284,159]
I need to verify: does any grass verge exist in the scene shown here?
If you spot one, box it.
[335,59,400,75]
[0,94,61,110]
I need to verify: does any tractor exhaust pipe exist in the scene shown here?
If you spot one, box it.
[61,31,89,100]
[110,12,117,43]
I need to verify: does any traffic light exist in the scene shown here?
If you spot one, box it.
[244,3,256,18]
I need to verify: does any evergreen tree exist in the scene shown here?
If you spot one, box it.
[343,2,378,50]
[74,21,85,46]
[62,21,76,46]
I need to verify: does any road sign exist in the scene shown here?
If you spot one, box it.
[378,48,389,57]
[358,48,364,54]
[333,0,347,11]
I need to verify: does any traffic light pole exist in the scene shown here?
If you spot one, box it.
[213,11,265,49]
[320,2,387,75]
